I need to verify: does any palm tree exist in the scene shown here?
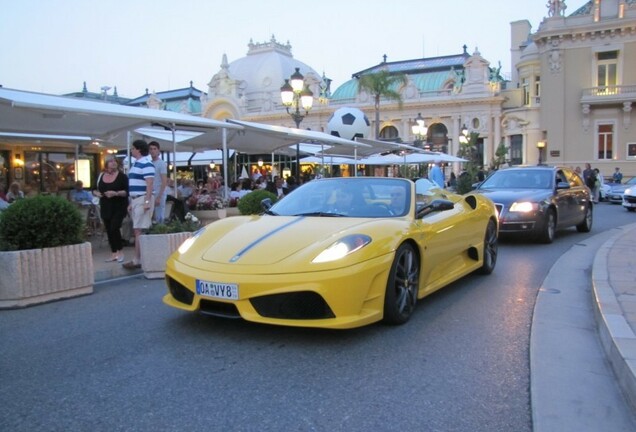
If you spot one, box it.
[357,70,407,139]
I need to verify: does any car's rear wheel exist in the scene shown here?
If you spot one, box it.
[478,219,498,275]
[538,209,556,244]
[627,207,635,212]
[383,243,419,325]
[576,204,593,232]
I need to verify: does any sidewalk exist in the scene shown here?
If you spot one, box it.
[592,222,636,411]
[90,235,142,283]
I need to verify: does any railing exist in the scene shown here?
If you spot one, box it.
[581,84,636,98]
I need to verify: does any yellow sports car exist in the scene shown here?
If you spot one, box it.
[163,177,498,329]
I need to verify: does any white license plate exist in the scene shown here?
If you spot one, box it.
[196,280,239,300]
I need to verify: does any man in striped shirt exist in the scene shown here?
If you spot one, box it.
[123,140,155,270]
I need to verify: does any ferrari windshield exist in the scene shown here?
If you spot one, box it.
[480,169,554,189]
[270,178,412,218]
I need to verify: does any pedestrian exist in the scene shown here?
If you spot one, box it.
[429,161,445,188]
[613,167,623,184]
[592,168,602,204]
[93,157,128,263]
[583,163,594,189]
[122,140,155,270]
[148,141,168,223]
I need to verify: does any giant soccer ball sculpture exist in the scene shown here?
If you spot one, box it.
[326,107,371,140]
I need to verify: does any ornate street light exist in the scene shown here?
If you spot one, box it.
[411,113,428,148]
[537,140,546,165]
[459,124,469,144]
[281,67,313,179]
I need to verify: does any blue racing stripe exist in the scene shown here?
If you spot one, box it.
[229,217,305,263]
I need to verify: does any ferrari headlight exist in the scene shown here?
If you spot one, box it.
[509,202,538,213]
[177,228,205,254]
[312,234,372,263]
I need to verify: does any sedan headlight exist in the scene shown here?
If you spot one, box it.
[625,188,633,196]
[509,202,539,213]
[177,228,205,254]
[312,234,372,263]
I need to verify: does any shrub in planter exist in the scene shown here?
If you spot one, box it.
[237,189,277,215]
[146,219,200,234]
[0,195,84,251]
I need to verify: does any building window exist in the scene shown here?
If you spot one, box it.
[597,124,614,160]
[379,125,399,140]
[510,135,522,165]
[522,78,530,106]
[534,76,541,104]
[24,151,97,193]
[596,51,618,93]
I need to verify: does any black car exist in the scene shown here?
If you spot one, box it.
[472,165,593,243]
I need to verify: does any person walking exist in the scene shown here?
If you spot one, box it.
[613,167,623,184]
[429,161,445,188]
[93,157,128,263]
[149,141,168,223]
[122,140,155,270]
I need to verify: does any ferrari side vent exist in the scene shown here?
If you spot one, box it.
[167,277,194,305]
[467,246,479,261]
[251,291,335,320]
[464,195,477,210]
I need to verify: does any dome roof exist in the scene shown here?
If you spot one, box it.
[520,41,539,61]
[228,36,320,95]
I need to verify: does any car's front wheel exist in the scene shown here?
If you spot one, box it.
[538,209,556,244]
[383,243,419,325]
[478,219,498,275]
[576,204,593,232]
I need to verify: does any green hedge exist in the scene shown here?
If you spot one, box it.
[237,189,278,215]
[0,195,84,251]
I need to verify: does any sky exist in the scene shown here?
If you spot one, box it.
[0,0,589,99]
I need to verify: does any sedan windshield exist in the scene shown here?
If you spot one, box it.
[269,178,412,218]
[480,170,553,189]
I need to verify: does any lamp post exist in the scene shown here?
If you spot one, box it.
[411,113,428,148]
[537,140,546,165]
[459,124,469,145]
[281,67,313,180]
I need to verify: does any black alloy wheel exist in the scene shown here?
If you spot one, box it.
[383,243,419,325]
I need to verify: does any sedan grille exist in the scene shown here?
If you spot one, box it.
[250,291,335,320]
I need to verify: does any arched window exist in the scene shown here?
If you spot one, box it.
[379,125,399,140]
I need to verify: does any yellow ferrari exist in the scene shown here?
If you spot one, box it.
[163,177,498,329]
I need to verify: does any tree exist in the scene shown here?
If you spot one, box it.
[489,140,509,171]
[456,132,482,194]
[357,70,407,139]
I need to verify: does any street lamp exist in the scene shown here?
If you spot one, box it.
[281,67,313,179]
[537,140,546,165]
[459,124,469,144]
[411,113,428,148]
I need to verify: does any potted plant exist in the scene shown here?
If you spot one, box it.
[212,196,228,219]
[139,219,200,279]
[0,195,93,308]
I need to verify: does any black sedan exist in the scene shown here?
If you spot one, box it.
[472,165,593,243]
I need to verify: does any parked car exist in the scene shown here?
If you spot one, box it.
[472,165,592,243]
[600,181,612,202]
[163,177,498,329]
[608,177,636,204]
[622,179,636,212]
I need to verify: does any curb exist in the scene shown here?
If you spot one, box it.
[592,223,636,412]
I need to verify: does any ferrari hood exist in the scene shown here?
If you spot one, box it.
[197,216,378,265]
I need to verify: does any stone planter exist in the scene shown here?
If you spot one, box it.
[140,232,192,279]
[192,207,240,225]
[0,242,94,309]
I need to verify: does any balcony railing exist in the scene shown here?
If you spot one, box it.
[581,85,636,104]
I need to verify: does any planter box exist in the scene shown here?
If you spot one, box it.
[191,207,240,225]
[140,232,192,279]
[0,242,94,309]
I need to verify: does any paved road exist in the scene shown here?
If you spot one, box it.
[1,203,635,431]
